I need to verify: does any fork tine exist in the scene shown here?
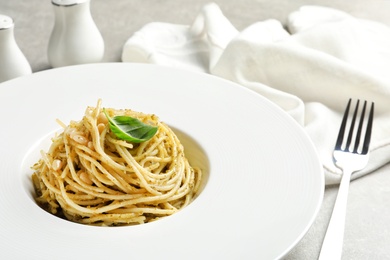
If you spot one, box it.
[346,100,360,151]
[362,102,374,154]
[335,98,351,151]
[353,100,366,153]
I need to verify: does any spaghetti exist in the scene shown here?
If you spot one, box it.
[32,100,202,226]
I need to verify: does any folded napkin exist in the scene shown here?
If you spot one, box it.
[122,3,390,185]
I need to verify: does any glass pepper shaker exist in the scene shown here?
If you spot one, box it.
[47,0,105,68]
[0,15,32,83]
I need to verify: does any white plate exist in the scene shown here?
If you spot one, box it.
[0,63,323,260]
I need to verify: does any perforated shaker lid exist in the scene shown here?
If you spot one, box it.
[0,15,14,30]
[51,0,89,6]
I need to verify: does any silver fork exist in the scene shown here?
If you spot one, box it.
[318,99,374,260]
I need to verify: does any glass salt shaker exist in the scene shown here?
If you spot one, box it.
[47,0,104,68]
[0,15,32,83]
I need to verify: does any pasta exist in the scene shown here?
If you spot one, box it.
[32,100,202,226]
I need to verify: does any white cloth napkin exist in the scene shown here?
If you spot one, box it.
[122,3,390,185]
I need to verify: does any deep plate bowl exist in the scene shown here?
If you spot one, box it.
[0,63,323,259]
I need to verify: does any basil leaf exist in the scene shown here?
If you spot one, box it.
[103,108,158,143]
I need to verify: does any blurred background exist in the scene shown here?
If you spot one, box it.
[1,0,390,72]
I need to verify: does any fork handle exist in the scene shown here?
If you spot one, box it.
[318,168,352,260]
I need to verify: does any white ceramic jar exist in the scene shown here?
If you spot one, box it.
[0,15,32,83]
[47,0,104,68]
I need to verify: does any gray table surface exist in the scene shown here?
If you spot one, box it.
[1,1,390,259]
